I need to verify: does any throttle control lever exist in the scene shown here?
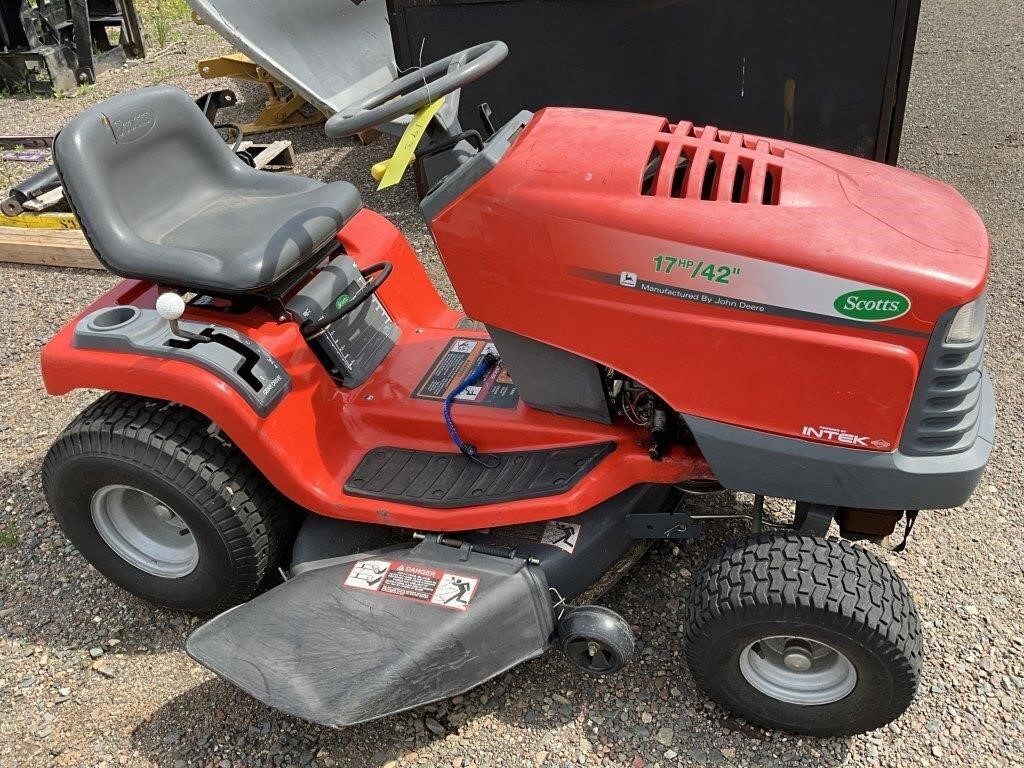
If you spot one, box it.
[156,292,210,344]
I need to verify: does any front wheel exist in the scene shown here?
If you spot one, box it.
[42,394,294,614]
[684,533,922,736]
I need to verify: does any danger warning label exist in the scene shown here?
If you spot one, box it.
[413,337,518,409]
[484,520,582,554]
[343,559,479,611]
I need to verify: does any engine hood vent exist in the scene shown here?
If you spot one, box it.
[641,122,782,205]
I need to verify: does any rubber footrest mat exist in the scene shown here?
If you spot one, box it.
[345,443,616,508]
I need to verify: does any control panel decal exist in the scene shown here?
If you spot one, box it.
[413,337,519,409]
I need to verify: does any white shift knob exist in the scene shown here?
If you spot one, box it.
[155,292,186,321]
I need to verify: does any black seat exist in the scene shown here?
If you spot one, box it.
[53,85,362,295]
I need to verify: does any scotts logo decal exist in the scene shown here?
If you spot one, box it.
[543,219,930,337]
[833,289,911,322]
[106,107,155,143]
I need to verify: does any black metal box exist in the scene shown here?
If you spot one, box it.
[387,0,920,163]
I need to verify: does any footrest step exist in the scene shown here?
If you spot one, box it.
[344,443,615,508]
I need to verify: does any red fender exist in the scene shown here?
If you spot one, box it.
[42,210,711,530]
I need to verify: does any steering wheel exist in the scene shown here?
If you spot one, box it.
[325,41,509,138]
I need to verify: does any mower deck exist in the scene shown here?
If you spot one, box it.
[187,538,554,727]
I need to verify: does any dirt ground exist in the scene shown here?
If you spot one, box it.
[1,3,1022,768]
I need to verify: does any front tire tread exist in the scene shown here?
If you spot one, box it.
[684,532,922,735]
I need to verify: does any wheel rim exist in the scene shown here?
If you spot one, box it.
[90,485,198,578]
[739,635,857,705]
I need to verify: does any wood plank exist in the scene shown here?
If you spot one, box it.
[251,140,295,171]
[0,226,103,270]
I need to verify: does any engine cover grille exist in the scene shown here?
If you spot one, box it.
[640,122,783,204]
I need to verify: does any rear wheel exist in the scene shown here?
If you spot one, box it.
[684,533,922,736]
[42,393,294,614]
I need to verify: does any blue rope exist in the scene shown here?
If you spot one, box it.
[443,353,499,458]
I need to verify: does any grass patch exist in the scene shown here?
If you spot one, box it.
[0,526,17,548]
[137,0,193,48]
[51,82,96,100]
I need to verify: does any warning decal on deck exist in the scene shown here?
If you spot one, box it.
[412,337,518,409]
[343,559,479,611]
[483,520,582,554]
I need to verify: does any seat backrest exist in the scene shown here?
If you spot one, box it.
[53,85,254,276]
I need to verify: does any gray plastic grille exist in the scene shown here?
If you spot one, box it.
[900,308,986,456]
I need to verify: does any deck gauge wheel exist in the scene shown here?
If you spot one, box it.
[558,605,636,675]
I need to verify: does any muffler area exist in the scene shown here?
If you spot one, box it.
[186,539,554,728]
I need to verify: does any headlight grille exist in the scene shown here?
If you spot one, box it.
[900,305,986,456]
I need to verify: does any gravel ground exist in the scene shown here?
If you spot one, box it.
[1,3,1022,768]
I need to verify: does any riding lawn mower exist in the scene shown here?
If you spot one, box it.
[37,41,993,736]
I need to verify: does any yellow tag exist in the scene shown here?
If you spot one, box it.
[376,96,446,190]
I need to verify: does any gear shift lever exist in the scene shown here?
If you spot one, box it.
[156,292,210,343]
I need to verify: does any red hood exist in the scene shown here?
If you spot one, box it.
[495,107,989,326]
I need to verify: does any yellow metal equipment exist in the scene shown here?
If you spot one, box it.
[0,212,80,230]
[196,53,327,135]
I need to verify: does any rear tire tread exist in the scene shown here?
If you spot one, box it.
[43,393,293,612]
